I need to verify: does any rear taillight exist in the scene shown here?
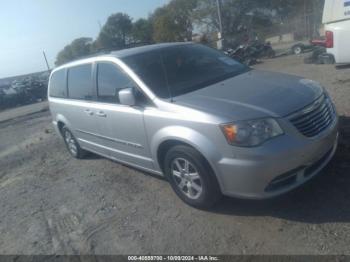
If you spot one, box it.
[325,31,334,48]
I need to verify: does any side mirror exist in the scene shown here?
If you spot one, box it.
[119,87,136,106]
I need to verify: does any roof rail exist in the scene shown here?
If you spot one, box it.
[58,42,153,66]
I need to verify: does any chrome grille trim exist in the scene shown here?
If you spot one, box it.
[289,95,335,137]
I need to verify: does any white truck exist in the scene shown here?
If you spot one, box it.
[323,0,350,64]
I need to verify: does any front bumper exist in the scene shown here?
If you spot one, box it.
[216,118,338,199]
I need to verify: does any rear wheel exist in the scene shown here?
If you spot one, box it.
[62,127,86,159]
[164,145,221,208]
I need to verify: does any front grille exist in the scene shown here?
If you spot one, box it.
[290,95,335,137]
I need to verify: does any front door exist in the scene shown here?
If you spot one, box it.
[91,62,154,169]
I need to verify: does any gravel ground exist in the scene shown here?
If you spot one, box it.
[1,55,350,255]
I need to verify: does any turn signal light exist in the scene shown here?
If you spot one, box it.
[222,125,237,143]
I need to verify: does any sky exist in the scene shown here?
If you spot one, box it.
[0,0,170,79]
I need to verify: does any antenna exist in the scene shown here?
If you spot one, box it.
[159,53,174,102]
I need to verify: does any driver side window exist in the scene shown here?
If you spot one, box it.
[97,62,133,103]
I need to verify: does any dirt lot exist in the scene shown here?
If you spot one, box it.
[1,55,350,255]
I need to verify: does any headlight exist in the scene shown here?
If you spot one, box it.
[220,118,283,147]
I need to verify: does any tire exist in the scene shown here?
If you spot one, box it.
[292,45,303,55]
[62,126,86,159]
[322,55,335,65]
[164,145,222,208]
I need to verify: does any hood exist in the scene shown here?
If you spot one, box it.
[174,70,323,121]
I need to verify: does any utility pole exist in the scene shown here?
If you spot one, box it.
[304,0,308,38]
[216,0,224,50]
[43,51,50,72]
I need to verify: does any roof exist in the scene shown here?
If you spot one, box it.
[53,42,193,72]
[108,42,193,58]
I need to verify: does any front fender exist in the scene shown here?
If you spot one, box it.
[150,125,224,183]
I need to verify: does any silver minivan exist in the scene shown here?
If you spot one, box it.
[48,43,338,208]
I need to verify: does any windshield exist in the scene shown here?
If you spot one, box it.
[121,44,249,98]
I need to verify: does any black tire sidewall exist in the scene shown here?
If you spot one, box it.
[164,145,221,208]
[62,127,84,159]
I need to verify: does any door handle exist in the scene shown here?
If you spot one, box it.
[96,111,107,117]
[84,109,94,116]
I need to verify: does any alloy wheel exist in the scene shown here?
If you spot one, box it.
[64,130,78,156]
[171,158,203,200]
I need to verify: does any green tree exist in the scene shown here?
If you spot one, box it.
[55,37,93,66]
[96,13,133,50]
[151,0,198,42]
[193,0,268,37]
[193,0,325,41]
[131,18,153,43]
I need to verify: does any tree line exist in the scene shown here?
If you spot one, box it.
[55,0,325,66]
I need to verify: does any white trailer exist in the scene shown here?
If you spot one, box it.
[323,0,350,64]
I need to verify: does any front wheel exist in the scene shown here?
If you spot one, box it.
[164,145,222,208]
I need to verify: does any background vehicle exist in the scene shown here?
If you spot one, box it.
[323,0,350,64]
[225,45,257,65]
[224,41,275,66]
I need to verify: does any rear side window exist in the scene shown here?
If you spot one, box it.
[68,64,93,100]
[49,69,67,98]
[97,62,133,103]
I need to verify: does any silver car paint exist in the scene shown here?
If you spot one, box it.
[48,43,338,199]
[174,70,324,119]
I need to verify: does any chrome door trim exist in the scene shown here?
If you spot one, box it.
[78,138,153,163]
[76,129,144,149]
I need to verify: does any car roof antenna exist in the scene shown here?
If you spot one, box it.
[160,53,174,103]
